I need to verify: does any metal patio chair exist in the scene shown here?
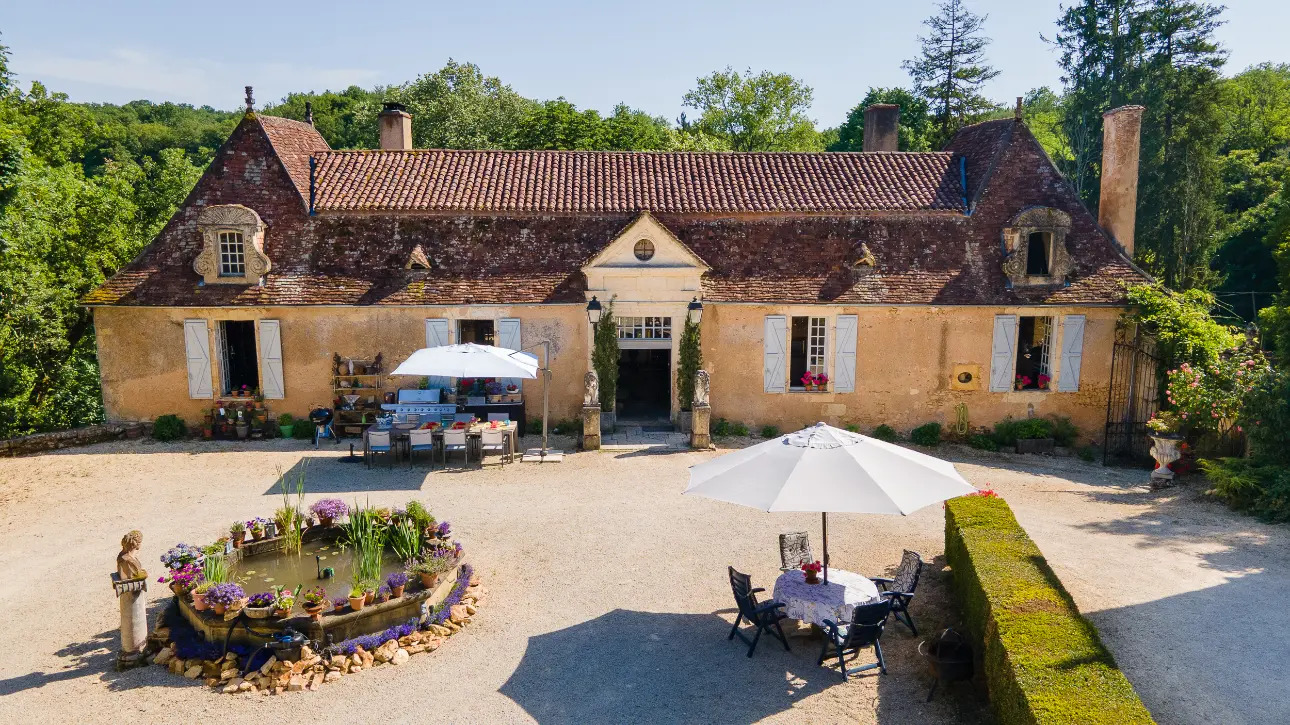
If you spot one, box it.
[870,550,923,635]
[819,598,893,680]
[727,566,791,658]
[365,430,394,468]
[407,428,436,469]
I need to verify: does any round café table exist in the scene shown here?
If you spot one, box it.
[772,569,881,628]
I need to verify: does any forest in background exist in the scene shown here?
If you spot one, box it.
[2,0,1290,438]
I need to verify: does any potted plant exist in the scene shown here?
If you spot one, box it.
[801,371,817,392]
[192,581,214,611]
[310,498,347,528]
[376,584,392,604]
[205,583,245,616]
[504,383,520,402]
[229,520,246,548]
[235,410,249,439]
[485,380,504,404]
[801,560,823,585]
[278,413,295,439]
[433,521,452,540]
[1146,411,1184,489]
[245,591,276,618]
[301,586,327,620]
[408,550,453,589]
[271,586,300,618]
[1038,373,1051,391]
[363,579,377,606]
[347,584,366,612]
[1014,374,1031,391]
[248,518,268,541]
[815,372,829,392]
[386,571,409,598]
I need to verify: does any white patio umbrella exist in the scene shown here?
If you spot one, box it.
[684,422,976,583]
[391,343,539,379]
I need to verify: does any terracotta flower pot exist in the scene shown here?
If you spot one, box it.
[419,572,439,589]
[252,529,264,541]
[364,590,375,606]
[193,592,209,611]
[319,515,334,528]
[213,602,228,615]
[348,596,365,612]
[804,573,821,585]
[391,585,405,598]
[273,607,291,618]
[303,603,323,621]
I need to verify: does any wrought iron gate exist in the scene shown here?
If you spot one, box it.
[1103,326,1161,465]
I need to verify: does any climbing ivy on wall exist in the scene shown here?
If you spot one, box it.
[591,299,619,413]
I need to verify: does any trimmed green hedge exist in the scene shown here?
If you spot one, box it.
[944,495,1154,724]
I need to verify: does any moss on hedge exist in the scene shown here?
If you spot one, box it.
[945,496,1155,724]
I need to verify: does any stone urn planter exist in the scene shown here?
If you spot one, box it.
[1149,434,1184,490]
[1015,437,1056,455]
[235,423,249,439]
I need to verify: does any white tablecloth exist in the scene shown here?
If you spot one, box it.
[772,569,881,627]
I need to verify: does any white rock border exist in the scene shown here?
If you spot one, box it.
[148,575,486,695]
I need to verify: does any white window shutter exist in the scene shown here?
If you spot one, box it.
[764,315,787,393]
[989,315,1018,392]
[184,319,213,399]
[1057,315,1086,392]
[258,320,285,399]
[833,315,858,393]
[424,319,453,391]
[496,318,523,390]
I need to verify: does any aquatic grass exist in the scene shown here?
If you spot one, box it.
[388,518,422,563]
[343,499,386,586]
[276,461,309,554]
[202,552,232,584]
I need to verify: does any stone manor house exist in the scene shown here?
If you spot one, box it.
[84,99,1150,438]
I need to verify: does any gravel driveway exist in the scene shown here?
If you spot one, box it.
[0,437,1282,724]
[0,437,987,725]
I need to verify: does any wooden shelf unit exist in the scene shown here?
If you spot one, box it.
[332,353,385,435]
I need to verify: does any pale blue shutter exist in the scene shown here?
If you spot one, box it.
[989,315,1018,392]
[424,319,452,393]
[184,319,213,399]
[496,318,522,392]
[833,315,858,393]
[764,316,787,393]
[257,320,285,399]
[1057,315,1086,392]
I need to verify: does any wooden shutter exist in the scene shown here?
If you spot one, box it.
[258,320,285,399]
[496,318,523,390]
[833,315,858,393]
[764,315,787,393]
[184,319,213,399]
[424,318,453,392]
[989,315,1018,392]
[1057,315,1086,392]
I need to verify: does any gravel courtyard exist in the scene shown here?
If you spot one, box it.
[1,436,1285,724]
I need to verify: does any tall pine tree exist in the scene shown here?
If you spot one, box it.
[903,0,1000,147]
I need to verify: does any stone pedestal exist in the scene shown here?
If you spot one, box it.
[112,573,149,670]
[691,405,712,449]
[581,406,601,451]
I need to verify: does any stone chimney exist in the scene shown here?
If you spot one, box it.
[1098,105,1145,256]
[379,102,413,151]
[862,104,900,152]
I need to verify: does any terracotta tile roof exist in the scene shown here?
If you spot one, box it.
[944,119,1013,209]
[256,114,330,204]
[310,149,966,214]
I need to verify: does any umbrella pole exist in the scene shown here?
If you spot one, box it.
[822,512,829,585]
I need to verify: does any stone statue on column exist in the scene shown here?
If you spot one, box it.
[111,530,150,670]
[581,371,602,451]
[691,370,713,449]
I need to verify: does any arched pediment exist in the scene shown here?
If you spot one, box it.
[1001,206,1074,288]
[192,204,271,285]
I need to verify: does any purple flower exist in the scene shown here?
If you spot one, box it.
[386,571,409,589]
[247,592,275,607]
[435,521,452,538]
[310,498,348,521]
[332,596,350,610]
[205,583,245,607]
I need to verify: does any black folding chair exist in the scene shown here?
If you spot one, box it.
[819,598,893,680]
[870,549,923,635]
[727,566,791,658]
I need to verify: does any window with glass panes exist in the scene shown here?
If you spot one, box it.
[218,231,246,276]
[616,316,672,340]
[789,316,827,387]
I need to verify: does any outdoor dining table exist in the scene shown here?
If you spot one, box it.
[772,568,881,628]
[364,421,518,462]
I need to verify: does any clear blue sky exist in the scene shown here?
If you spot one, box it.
[5,1,1288,127]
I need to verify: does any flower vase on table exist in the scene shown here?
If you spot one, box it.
[801,560,823,585]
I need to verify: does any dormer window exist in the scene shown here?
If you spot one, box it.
[218,232,246,276]
[1026,232,1050,276]
[192,204,271,285]
[1001,207,1073,287]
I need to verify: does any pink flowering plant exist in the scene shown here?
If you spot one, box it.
[1164,352,1268,436]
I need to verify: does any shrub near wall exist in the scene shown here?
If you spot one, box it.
[944,495,1154,724]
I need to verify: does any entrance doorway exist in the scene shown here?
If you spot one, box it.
[217,320,259,395]
[617,348,671,420]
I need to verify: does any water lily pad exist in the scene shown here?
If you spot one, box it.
[263,578,275,583]
[245,570,257,575]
